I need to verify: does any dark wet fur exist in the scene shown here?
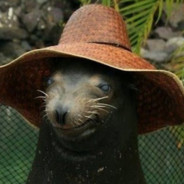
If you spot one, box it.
[27,58,146,184]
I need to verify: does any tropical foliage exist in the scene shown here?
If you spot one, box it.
[169,44,184,83]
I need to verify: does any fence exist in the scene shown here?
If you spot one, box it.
[0,104,184,183]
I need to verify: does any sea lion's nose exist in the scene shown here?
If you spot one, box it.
[55,106,68,125]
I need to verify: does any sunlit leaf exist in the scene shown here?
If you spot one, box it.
[155,0,163,23]
[102,0,111,6]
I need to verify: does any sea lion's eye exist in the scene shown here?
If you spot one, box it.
[47,77,54,86]
[98,83,111,92]
[43,76,53,86]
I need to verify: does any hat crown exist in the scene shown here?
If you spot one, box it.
[59,4,131,51]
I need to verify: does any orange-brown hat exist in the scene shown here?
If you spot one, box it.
[0,4,184,134]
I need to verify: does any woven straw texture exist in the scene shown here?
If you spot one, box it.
[0,4,184,134]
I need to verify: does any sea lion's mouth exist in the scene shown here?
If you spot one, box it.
[54,114,99,129]
[52,114,101,136]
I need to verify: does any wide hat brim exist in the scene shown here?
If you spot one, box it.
[0,4,184,134]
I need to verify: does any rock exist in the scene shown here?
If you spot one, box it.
[166,37,184,47]
[5,0,21,7]
[30,34,38,42]
[37,0,48,5]
[178,20,184,31]
[37,19,46,30]
[0,41,26,58]
[165,37,184,54]
[43,24,62,44]
[21,9,42,32]
[0,0,21,12]
[14,6,22,17]
[0,0,76,51]
[50,7,63,23]
[0,7,29,40]
[142,37,184,63]
[168,3,184,28]
[0,8,20,28]
[154,27,179,40]
[41,6,63,29]
[23,0,38,13]
[0,52,12,65]
[35,5,64,44]
[21,41,32,51]
[146,39,166,52]
[0,2,9,12]
[141,48,169,63]
[0,27,28,40]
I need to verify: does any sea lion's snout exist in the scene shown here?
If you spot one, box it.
[55,105,68,125]
[46,91,110,135]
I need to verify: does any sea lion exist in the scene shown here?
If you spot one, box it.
[27,58,146,184]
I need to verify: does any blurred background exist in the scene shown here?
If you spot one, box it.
[0,0,184,183]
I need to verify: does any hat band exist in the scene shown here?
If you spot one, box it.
[89,42,132,52]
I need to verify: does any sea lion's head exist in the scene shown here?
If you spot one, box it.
[39,58,137,145]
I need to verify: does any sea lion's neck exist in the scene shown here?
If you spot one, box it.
[28,121,146,184]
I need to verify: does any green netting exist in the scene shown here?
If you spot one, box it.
[139,128,184,184]
[0,105,38,184]
[0,105,184,184]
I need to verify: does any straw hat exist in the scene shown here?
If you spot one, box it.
[0,4,184,134]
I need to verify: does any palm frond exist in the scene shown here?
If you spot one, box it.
[101,0,112,6]
[79,0,91,5]
[170,44,184,83]
[121,0,184,53]
[120,0,162,53]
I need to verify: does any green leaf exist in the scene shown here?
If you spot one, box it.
[79,0,91,5]
[119,0,184,54]
[120,3,154,16]
[170,44,184,83]
[120,0,155,13]
[155,0,163,24]
[121,0,159,53]
[102,0,111,6]
[125,10,152,23]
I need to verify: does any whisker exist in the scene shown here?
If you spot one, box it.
[74,120,82,126]
[92,107,109,113]
[77,118,83,123]
[89,96,109,102]
[35,96,46,99]
[96,103,117,109]
[37,89,49,98]
[44,109,50,113]
[91,105,110,109]
[85,115,93,119]
[87,110,100,115]
[78,114,84,118]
